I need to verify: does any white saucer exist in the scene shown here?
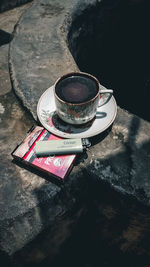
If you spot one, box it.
[37,86,117,139]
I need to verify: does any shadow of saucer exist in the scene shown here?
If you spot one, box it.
[96,111,107,119]
[52,112,94,134]
[89,124,113,146]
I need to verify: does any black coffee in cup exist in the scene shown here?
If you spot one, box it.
[55,74,99,104]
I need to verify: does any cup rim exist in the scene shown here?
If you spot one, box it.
[54,71,100,106]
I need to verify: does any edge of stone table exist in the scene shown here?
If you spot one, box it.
[0,0,32,13]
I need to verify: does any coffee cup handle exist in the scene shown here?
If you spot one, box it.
[100,89,113,94]
[98,85,113,107]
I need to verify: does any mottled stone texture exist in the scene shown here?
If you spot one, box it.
[4,0,150,265]
[9,0,79,120]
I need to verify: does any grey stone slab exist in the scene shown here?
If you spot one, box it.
[0,65,88,263]
[5,0,150,264]
[0,90,88,257]
[9,0,80,120]
[0,92,88,257]
[86,107,150,203]
[0,2,33,96]
[9,0,150,203]
[0,2,87,261]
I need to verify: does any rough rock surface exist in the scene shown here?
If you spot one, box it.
[9,0,150,202]
[0,0,149,265]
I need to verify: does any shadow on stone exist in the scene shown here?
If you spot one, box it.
[0,0,32,13]
[44,115,150,267]
[11,115,150,267]
[0,29,12,46]
[0,250,15,267]
[68,0,150,122]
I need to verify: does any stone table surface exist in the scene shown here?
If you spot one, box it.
[9,0,150,203]
[0,0,150,265]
